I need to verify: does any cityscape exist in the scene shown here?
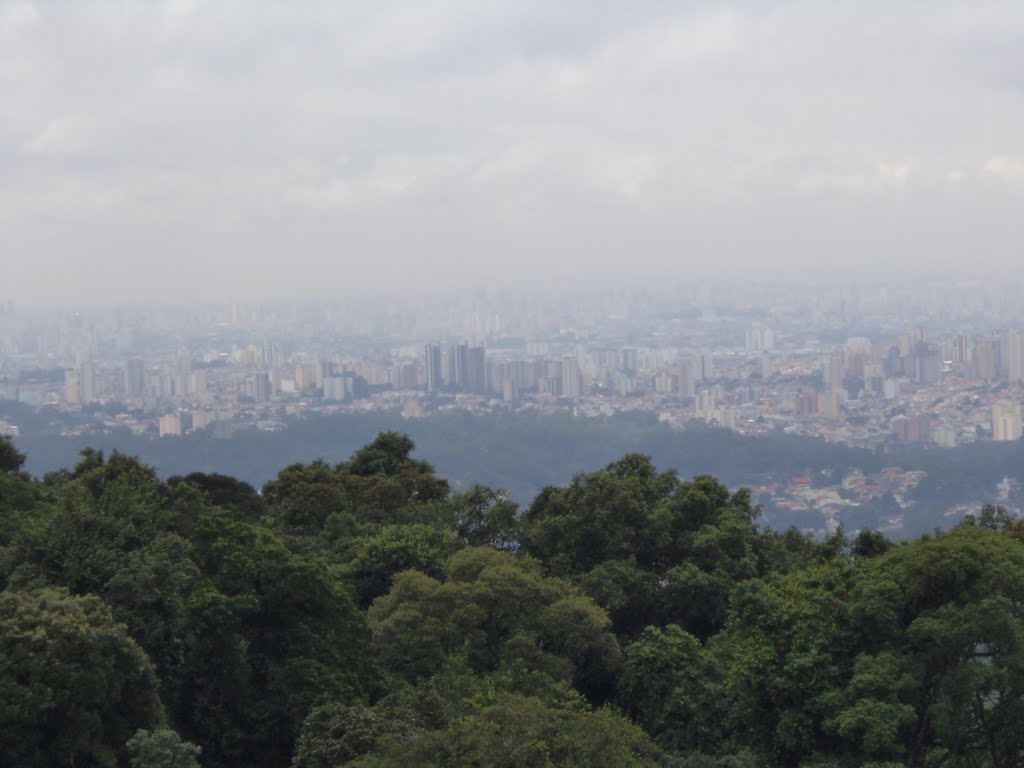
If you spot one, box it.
[3,280,1024,454]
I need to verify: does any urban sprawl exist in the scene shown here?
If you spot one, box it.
[2,283,1024,451]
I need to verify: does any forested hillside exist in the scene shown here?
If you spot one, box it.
[11,405,1024,537]
[2,432,1023,767]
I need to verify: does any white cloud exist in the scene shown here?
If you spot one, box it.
[1,1,1022,304]
[22,114,90,153]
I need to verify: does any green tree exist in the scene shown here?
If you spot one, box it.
[105,533,200,702]
[170,472,266,522]
[346,432,423,477]
[0,434,25,474]
[346,523,458,608]
[521,458,760,638]
[0,588,165,767]
[0,438,38,588]
[620,625,722,754]
[521,454,678,578]
[443,484,520,549]
[178,514,383,768]
[262,460,351,538]
[713,560,857,767]
[292,703,400,768]
[340,432,450,522]
[840,527,1024,768]
[126,729,202,768]
[368,547,620,702]
[349,692,666,767]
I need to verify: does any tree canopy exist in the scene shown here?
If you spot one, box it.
[1,433,1023,768]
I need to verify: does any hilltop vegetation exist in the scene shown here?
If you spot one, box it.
[2,431,1024,767]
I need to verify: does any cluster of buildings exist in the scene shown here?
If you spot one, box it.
[1,282,1024,448]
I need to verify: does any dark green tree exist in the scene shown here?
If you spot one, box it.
[838,527,1024,768]
[0,588,165,767]
[368,547,620,702]
[0,434,25,474]
[345,523,458,608]
[126,729,202,768]
[177,514,383,768]
[443,484,520,549]
[620,624,723,754]
[713,560,857,767]
[521,457,760,638]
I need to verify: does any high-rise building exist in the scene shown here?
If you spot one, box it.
[295,362,322,392]
[654,371,676,395]
[80,362,97,404]
[973,338,997,380]
[910,342,941,385]
[825,352,845,391]
[191,410,214,431]
[323,376,347,401]
[882,346,904,378]
[444,342,469,389]
[254,372,272,403]
[64,369,80,405]
[952,333,970,367]
[424,343,442,392]
[158,413,182,437]
[620,348,639,372]
[745,324,775,353]
[466,345,487,394]
[695,351,714,381]
[188,369,207,397]
[562,356,580,399]
[993,401,1022,442]
[124,358,145,396]
[677,358,695,398]
[821,390,842,420]
[395,362,419,390]
[999,330,1024,381]
[502,379,519,403]
[863,362,884,394]
[696,387,719,421]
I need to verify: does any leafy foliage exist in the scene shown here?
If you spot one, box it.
[0,588,165,767]
[3,432,1024,768]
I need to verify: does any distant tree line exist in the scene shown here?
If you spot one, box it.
[9,404,1024,536]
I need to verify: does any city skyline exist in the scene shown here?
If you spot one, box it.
[7,280,1024,448]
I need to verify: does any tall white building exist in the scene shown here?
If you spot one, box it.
[999,330,1024,381]
[64,369,80,405]
[424,343,442,392]
[124,358,145,396]
[993,401,1022,442]
[562,356,581,399]
[745,324,775,354]
[158,413,182,437]
[80,362,97,403]
[677,358,695,398]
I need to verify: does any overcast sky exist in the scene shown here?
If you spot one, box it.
[2,1,1022,307]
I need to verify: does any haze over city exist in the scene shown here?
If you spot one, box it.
[2,0,1023,307]
[8,6,1024,766]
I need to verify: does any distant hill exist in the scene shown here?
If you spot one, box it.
[8,405,1024,537]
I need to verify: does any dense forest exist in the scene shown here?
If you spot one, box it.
[2,431,1024,767]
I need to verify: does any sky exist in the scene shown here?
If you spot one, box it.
[1,0,1022,307]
